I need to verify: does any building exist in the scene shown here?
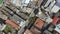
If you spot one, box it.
[24,29,33,34]
[16,12,29,20]
[24,26,41,34]
[30,26,41,34]
[10,14,26,28]
[10,14,24,25]
[36,11,47,21]
[5,19,20,30]
[34,18,44,29]
[0,11,7,20]
[48,24,55,32]
[21,7,33,14]
[43,30,52,34]
[51,2,60,13]
[5,0,12,5]
[52,17,59,25]
[55,24,60,33]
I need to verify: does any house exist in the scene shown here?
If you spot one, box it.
[5,19,20,30]
[51,2,60,13]
[52,17,59,25]
[21,7,33,14]
[48,24,55,32]
[41,0,56,14]
[0,11,7,20]
[16,12,29,20]
[44,0,56,11]
[52,30,59,34]
[55,24,60,33]
[44,0,53,8]
[10,14,24,25]
[36,11,47,21]
[43,30,52,34]
[34,18,44,29]
[24,28,41,34]
[20,0,30,6]
[24,29,33,34]
[1,8,12,17]
[30,26,41,34]
[10,14,26,28]
[5,0,12,5]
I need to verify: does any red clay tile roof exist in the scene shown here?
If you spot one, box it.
[34,18,44,29]
[24,29,31,34]
[30,27,41,34]
[5,19,20,30]
[52,17,59,25]
[25,29,41,34]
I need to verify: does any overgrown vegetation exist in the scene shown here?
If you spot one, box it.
[29,17,36,23]
[0,0,3,4]
[27,17,37,29]
[25,12,30,16]
[4,26,11,34]
[4,26,18,34]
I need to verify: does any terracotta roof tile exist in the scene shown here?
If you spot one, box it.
[34,18,44,29]
[5,19,20,30]
[24,29,31,34]
[52,17,59,25]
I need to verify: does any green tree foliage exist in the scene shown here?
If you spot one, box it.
[0,0,3,4]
